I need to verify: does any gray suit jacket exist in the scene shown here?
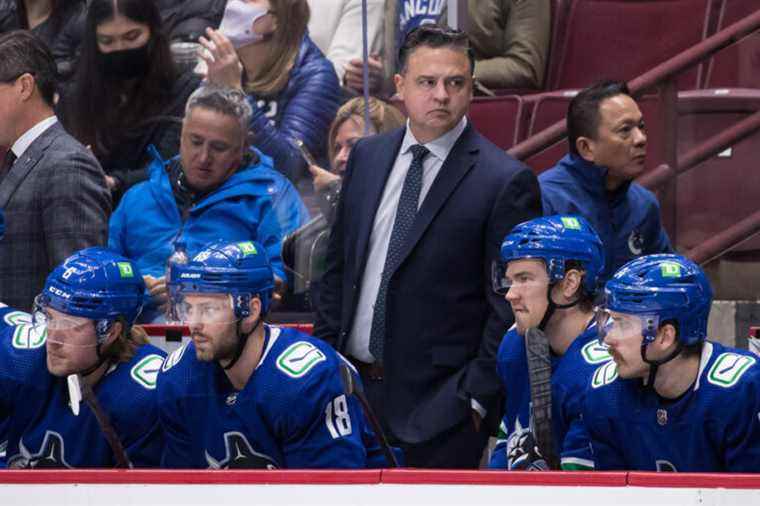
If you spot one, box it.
[0,121,111,311]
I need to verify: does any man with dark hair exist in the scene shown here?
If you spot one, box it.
[0,30,110,312]
[315,24,541,468]
[540,80,672,284]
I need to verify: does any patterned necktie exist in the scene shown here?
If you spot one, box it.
[0,149,16,184]
[368,144,430,363]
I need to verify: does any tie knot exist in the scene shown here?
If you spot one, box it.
[410,144,429,162]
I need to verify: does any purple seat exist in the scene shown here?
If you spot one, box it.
[467,95,524,149]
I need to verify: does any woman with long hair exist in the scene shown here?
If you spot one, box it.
[59,0,199,203]
[199,0,341,185]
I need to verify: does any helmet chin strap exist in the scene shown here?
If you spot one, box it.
[641,340,684,388]
[222,316,264,371]
[537,283,581,332]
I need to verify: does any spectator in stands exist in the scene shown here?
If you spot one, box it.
[314,25,541,468]
[0,30,110,312]
[540,80,673,284]
[307,0,385,94]
[462,0,550,91]
[308,96,405,223]
[108,85,309,322]
[0,0,86,79]
[59,0,200,205]
[198,0,341,185]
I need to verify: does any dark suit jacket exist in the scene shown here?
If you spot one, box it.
[0,121,111,311]
[314,122,541,443]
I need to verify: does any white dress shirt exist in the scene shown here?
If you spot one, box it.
[346,117,468,363]
[10,115,58,159]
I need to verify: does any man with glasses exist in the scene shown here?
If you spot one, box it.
[0,30,110,313]
[586,254,760,471]
[315,24,541,467]
[489,215,609,471]
[0,247,165,468]
[158,240,388,469]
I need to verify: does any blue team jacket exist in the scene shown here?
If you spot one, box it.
[246,35,341,182]
[540,154,673,284]
[108,147,309,285]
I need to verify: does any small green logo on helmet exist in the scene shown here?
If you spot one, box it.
[660,262,681,278]
[117,262,134,278]
[238,242,258,256]
[561,216,581,230]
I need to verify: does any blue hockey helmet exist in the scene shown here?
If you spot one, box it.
[169,240,274,318]
[602,254,712,346]
[37,247,146,340]
[495,215,605,295]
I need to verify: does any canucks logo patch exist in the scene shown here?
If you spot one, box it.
[561,216,581,230]
[591,361,618,389]
[707,353,756,388]
[276,341,326,378]
[6,311,46,349]
[162,342,188,372]
[130,354,164,389]
[581,341,611,365]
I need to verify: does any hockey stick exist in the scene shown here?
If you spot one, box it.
[76,374,132,468]
[338,363,399,468]
[525,327,560,470]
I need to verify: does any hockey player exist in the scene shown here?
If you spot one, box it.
[0,247,166,468]
[489,215,610,470]
[586,254,760,471]
[159,240,386,469]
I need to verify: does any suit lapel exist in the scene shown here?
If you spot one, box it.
[389,124,479,274]
[353,129,405,280]
[0,122,61,208]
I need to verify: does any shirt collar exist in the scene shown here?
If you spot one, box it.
[11,115,58,158]
[400,116,468,162]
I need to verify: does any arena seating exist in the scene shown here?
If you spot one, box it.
[702,0,760,88]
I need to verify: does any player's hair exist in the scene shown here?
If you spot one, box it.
[397,24,475,75]
[567,79,632,156]
[0,30,57,107]
[101,320,149,363]
[659,319,703,358]
[564,260,594,312]
[185,85,253,137]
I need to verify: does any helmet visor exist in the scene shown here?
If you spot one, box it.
[595,307,660,345]
[492,260,551,295]
[174,292,237,326]
[33,295,98,347]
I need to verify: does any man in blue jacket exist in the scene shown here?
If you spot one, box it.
[540,80,672,284]
[108,85,309,322]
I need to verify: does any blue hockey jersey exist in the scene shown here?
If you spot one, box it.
[489,321,611,470]
[157,325,384,469]
[0,321,166,468]
[584,341,760,471]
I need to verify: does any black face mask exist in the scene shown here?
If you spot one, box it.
[96,43,151,80]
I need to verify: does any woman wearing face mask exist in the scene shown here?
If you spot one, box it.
[199,0,341,186]
[0,0,86,79]
[59,0,200,204]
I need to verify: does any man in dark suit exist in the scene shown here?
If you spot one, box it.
[0,31,110,311]
[314,25,541,468]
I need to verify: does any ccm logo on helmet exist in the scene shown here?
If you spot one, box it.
[47,287,71,299]
[180,273,201,279]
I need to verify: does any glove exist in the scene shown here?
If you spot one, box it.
[506,430,549,471]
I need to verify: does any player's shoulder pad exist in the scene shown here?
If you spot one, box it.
[705,349,758,390]
[590,360,619,389]
[272,327,333,380]
[128,344,166,391]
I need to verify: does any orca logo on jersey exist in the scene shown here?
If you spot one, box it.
[161,342,189,372]
[8,431,72,469]
[581,341,612,365]
[6,310,46,349]
[591,361,618,389]
[656,459,678,472]
[130,354,165,390]
[205,432,278,469]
